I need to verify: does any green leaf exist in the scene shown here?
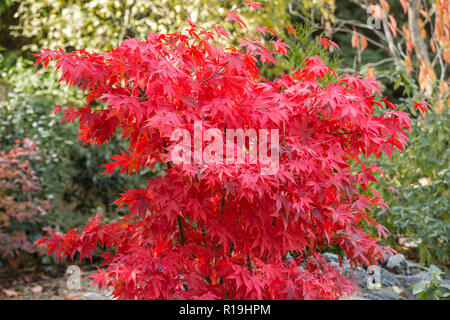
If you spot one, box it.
[428,264,444,278]
[412,280,429,295]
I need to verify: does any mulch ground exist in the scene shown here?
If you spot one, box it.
[0,263,110,300]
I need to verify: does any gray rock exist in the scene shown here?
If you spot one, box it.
[338,265,369,288]
[364,292,407,300]
[339,265,399,291]
[406,260,423,275]
[321,256,369,288]
[362,286,408,300]
[322,252,339,263]
[322,252,437,301]
[385,254,409,274]
[443,280,450,289]
[355,268,370,286]
[380,267,400,287]
[395,271,432,289]
[322,252,350,265]
[340,294,370,300]
[343,266,399,288]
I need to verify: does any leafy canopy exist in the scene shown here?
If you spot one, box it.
[35,5,417,299]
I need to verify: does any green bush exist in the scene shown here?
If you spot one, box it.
[0,57,158,232]
[412,265,450,300]
[376,107,449,265]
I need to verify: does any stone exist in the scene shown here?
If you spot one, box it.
[339,293,370,300]
[364,292,407,300]
[406,260,423,275]
[322,252,350,265]
[84,292,101,298]
[322,252,339,263]
[385,254,409,274]
[395,271,431,289]
[363,287,407,300]
[392,285,407,297]
[380,267,400,287]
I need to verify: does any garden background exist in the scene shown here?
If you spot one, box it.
[0,0,448,299]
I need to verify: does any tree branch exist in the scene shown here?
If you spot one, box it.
[177,215,185,246]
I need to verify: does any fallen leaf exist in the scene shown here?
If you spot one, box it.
[3,289,19,298]
[31,285,43,294]
[63,292,85,300]
[392,285,404,295]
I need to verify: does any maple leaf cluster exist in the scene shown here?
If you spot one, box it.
[34,10,412,299]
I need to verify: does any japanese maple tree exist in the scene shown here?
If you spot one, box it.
[35,5,420,299]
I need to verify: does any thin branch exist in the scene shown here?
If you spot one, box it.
[201,66,225,84]
[220,196,225,216]
[362,57,395,68]
[177,215,185,246]
[329,130,359,136]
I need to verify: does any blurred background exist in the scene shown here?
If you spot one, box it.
[0,0,448,299]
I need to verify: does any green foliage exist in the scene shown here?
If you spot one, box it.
[262,22,341,79]
[0,0,13,15]
[0,56,157,232]
[289,0,336,27]
[376,107,449,265]
[0,140,51,271]
[13,0,290,51]
[412,265,450,300]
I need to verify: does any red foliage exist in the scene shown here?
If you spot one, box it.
[0,139,50,259]
[35,13,412,299]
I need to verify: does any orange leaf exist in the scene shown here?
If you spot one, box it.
[418,18,424,27]
[418,60,437,95]
[444,44,450,63]
[402,25,413,51]
[367,67,374,78]
[19,161,29,168]
[421,27,427,40]
[434,22,443,44]
[419,9,429,21]
[404,55,412,74]
[388,15,397,38]
[351,28,359,48]
[400,0,408,14]
[380,0,390,14]
[360,35,368,51]
[430,38,436,53]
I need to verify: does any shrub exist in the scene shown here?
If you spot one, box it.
[36,11,416,299]
[376,107,449,265]
[0,139,51,267]
[0,57,153,226]
[412,265,450,300]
